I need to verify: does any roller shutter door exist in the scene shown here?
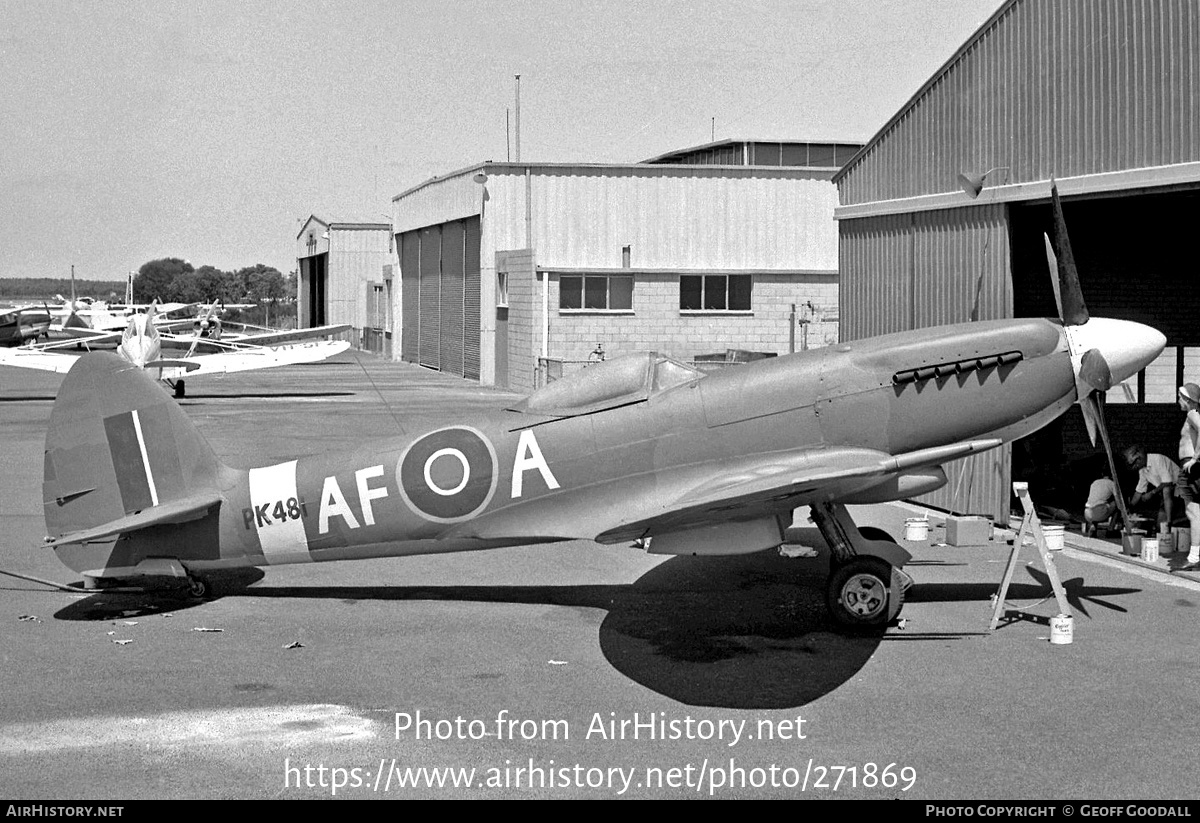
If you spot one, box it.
[440,221,465,377]
[418,225,441,370]
[400,232,419,363]
[398,216,482,379]
[463,218,481,380]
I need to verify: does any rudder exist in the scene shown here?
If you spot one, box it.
[43,353,229,541]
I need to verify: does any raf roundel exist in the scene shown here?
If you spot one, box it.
[396,426,498,523]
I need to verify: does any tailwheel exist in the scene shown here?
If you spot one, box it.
[183,574,210,600]
[827,556,904,632]
[173,379,186,399]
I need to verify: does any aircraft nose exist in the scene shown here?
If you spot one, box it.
[1067,317,1167,390]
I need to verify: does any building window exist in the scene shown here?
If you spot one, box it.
[680,274,751,311]
[496,271,509,308]
[560,274,633,311]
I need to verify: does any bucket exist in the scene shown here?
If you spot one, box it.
[904,518,929,541]
[1050,614,1074,645]
[1141,538,1160,563]
[1122,532,1143,556]
[1158,532,1175,553]
[1042,524,1065,551]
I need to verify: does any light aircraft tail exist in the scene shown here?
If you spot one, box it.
[43,353,230,550]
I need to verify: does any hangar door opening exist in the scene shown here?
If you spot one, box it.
[1009,187,1200,516]
[300,252,328,328]
[399,217,482,380]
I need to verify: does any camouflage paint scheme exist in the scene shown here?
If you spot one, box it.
[41,307,1163,630]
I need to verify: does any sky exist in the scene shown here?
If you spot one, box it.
[0,0,1005,282]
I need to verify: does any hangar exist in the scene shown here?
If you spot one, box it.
[389,139,861,391]
[833,0,1200,519]
[296,216,394,356]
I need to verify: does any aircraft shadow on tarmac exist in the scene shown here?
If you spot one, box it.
[49,550,1142,710]
[53,568,266,621]
[906,565,1140,618]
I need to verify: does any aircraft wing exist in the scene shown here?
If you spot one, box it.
[150,339,351,378]
[39,330,125,348]
[221,324,352,346]
[0,346,81,373]
[602,438,1005,540]
[454,438,1003,544]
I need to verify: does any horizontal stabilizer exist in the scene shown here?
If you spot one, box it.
[46,490,222,547]
[144,359,202,372]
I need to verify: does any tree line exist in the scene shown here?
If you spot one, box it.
[132,258,297,328]
[134,258,293,306]
[0,278,126,300]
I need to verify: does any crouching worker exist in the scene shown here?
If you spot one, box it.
[1122,445,1178,533]
[1082,472,1118,537]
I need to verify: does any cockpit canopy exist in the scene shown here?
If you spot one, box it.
[509,352,705,417]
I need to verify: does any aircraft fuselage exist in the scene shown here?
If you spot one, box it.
[54,317,1081,579]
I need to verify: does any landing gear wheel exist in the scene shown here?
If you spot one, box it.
[173,380,186,399]
[827,556,903,632]
[184,575,210,600]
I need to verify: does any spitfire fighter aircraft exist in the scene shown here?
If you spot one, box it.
[36,187,1166,630]
[0,303,350,397]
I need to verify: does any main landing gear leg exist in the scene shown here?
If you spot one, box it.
[809,502,913,631]
[183,573,210,600]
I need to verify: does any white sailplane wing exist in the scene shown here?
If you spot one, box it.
[154,339,351,378]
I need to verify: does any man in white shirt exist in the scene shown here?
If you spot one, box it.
[1122,445,1178,531]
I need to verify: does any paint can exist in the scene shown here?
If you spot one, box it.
[903,518,929,541]
[1122,532,1143,556]
[1141,538,1160,563]
[1049,614,1074,645]
[1158,531,1175,553]
[1042,524,1065,551]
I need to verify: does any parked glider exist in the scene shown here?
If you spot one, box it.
[156,302,351,352]
[0,303,350,397]
[36,185,1166,630]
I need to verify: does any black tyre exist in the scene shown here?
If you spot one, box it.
[826,556,903,631]
[174,380,186,399]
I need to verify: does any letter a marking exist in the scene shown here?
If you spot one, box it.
[511,430,561,499]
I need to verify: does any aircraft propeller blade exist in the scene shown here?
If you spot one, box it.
[1044,234,1065,322]
[1049,181,1089,326]
[1089,392,1131,530]
[1080,391,1101,446]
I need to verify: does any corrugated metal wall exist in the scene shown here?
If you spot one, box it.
[840,203,1013,517]
[325,228,390,335]
[395,165,841,272]
[839,0,1200,205]
[490,167,840,270]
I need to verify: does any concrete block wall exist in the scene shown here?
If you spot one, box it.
[545,271,838,363]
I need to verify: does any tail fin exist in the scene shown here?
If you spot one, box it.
[43,352,228,545]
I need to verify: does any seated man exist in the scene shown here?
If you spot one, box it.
[1122,445,1179,531]
[1082,473,1118,536]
